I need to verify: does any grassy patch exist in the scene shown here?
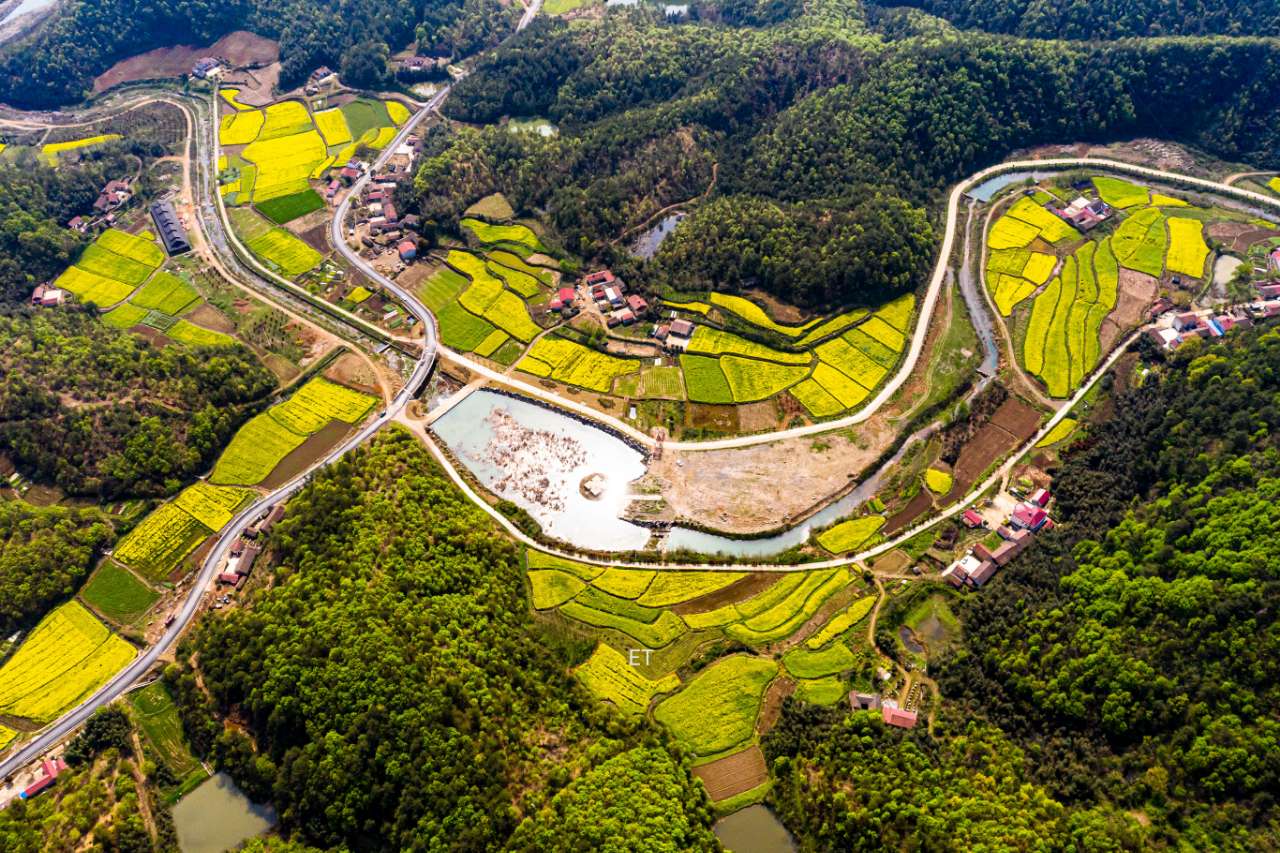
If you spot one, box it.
[128,682,200,776]
[80,563,158,625]
[1092,176,1149,208]
[465,192,514,220]
[795,677,845,705]
[680,354,733,404]
[130,271,199,315]
[340,98,393,141]
[257,188,325,224]
[806,595,876,649]
[782,643,855,679]
[1112,208,1166,277]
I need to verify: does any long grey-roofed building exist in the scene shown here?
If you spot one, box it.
[149,199,190,255]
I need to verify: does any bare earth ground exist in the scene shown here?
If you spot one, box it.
[1102,270,1158,352]
[742,289,811,325]
[221,63,282,106]
[92,32,279,94]
[186,303,236,333]
[692,746,768,802]
[671,573,780,615]
[325,351,381,396]
[755,677,796,737]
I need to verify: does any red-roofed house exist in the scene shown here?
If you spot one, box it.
[962,509,984,528]
[557,287,576,303]
[1011,504,1048,531]
[1030,488,1050,507]
[398,240,417,262]
[626,294,648,313]
[383,203,399,223]
[1174,312,1201,332]
[585,270,615,287]
[218,572,241,585]
[882,705,918,729]
[669,319,695,338]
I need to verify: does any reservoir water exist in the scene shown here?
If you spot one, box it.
[172,773,276,853]
[714,805,796,853]
[630,212,685,259]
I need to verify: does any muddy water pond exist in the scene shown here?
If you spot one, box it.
[714,805,796,853]
[630,212,685,259]
[899,624,926,655]
[172,773,276,853]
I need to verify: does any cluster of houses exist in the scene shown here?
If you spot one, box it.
[946,488,1053,589]
[559,269,651,326]
[396,55,450,80]
[216,504,283,590]
[1146,305,1257,350]
[67,177,135,234]
[1054,194,1113,231]
[348,138,425,265]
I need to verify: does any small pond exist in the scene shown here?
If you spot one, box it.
[966,171,1049,203]
[172,773,276,853]
[630,212,686,259]
[898,624,926,655]
[714,805,796,853]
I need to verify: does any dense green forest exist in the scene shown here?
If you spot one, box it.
[0,0,513,108]
[0,308,274,499]
[871,0,1280,40]
[433,12,1280,307]
[767,331,1280,849]
[172,429,716,849]
[0,502,114,637]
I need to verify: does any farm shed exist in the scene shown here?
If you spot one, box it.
[669,318,695,338]
[557,287,575,303]
[149,200,190,256]
[881,705,918,729]
[961,509,984,528]
[398,240,417,262]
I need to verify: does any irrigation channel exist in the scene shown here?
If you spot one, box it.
[4,54,1280,780]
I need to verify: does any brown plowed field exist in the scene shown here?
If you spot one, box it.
[693,745,769,802]
[93,32,279,94]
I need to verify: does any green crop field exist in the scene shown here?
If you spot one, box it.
[232,208,323,276]
[795,677,845,705]
[527,549,604,580]
[727,570,848,645]
[574,644,680,716]
[210,412,308,485]
[592,568,656,599]
[686,327,811,365]
[0,601,135,724]
[528,570,585,609]
[172,482,256,530]
[925,468,953,494]
[103,303,149,329]
[167,321,235,348]
[1167,217,1211,278]
[1112,208,1166,276]
[269,377,374,434]
[460,218,546,252]
[313,108,352,146]
[1092,176,1149,208]
[680,354,734,404]
[806,595,876,649]
[816,516,885,554]
[113,503,210,580]
[219,110,264,146]
[1005,196,1080,244]
[438,300,498,351]
[720,355,809,402]
[636,572,746,607]
[517,337,638,393]
[636,366,685,399]
[128,682,200,775]
[474,329,509,358]
[130,271,198,315]
[75,244,156,286]
[1036,417,1078,447]
[80,562,159,625]
[791,378,844,417]
[782,642,856,679]
[54,265,136,306]
[420,266,471,312]
[653,656,777,755]
[709,293,820,336]
[340,98,393,141]
[559,601,687,647]
[811,361,869,409]
[258,189,325,224]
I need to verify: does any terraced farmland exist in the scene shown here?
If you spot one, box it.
[574,644,680,716]
[54,228,164,307]
[517,337,639,393]
[230,207,322,276]
[113,503,211,580]
[0,602,135,724]
[653,656,777,756]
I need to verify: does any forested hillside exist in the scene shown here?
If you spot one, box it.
[767,331,1280,849]
[0,0,514,108]
[173,429,717,849]
[872,0,1280,40]
[0,309,274,499]
[431,13,1280,308]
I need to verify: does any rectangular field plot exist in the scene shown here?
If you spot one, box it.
[517,337,638,393]
[529,570,586,609]
[873,294,914,332]
[438,300,497,351]
[727,570,849,645]
[258,100,313,141]
[806,595,876,649]
[680,354,733,404]
[173,482,256,530]
[80,562,159,625]
[269,377,375,435]
[720,356,809,403]
[257,189,325,224]
[419,266,470,313]
[75,244,156,287]
[219,110,264,146]
[811,362,868,409]
[1111,208,1166,277]
[231,208,323,277]
[210,412,309,485]
[816,515,885,554]
[857,315,906,351]
[574,644,680,716]
[0,601,135,724]
[313,108,352,146]
[95,228,165,268]
[816,338,886,390]
[1005,196,1080,244]
[168,320,235,348]
[653,656,777,755]
[790,378,844,417]
[103,303,149,329]
[113,503,210,580]
[54,266,136,306]
[1166,217,1210,278]
[636,572,746,607]
[686,327,811,365]
[130,271,199,315]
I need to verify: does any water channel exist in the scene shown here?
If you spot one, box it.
[714,805,796,853]
[172,772,276,853]
[432,389,943,558]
